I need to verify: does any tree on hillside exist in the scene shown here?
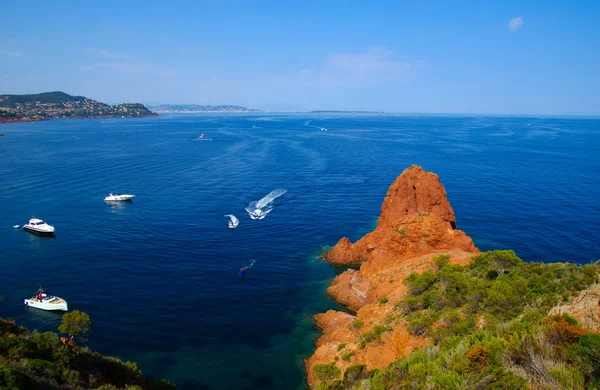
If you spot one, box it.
[58,310,92,343]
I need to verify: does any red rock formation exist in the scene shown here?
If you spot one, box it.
[325,165,476,267]
[307,166,479,387]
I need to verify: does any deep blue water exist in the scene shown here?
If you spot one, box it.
[0,114,599,389]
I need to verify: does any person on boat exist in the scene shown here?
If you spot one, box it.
[239,268,245,277]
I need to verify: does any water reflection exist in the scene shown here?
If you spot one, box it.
[25,230,56,249]
[104,199,134,214]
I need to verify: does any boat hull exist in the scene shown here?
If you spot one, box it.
[23,226,55,235]
[104,195,135,201]
[24,299,68,311]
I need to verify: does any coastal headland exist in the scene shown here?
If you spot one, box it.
[307,165,600,389]
[0,91,157,124]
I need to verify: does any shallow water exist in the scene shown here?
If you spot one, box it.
[0,114,599,389]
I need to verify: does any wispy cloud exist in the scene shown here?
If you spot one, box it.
[508,16,524,32]
[87,48,133,59]
[79,61,177,76]
[196,46,422,110]
[0,50,23,57]
[319,46,417,88]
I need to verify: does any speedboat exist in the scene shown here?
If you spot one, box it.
[248,209,267,220]
[24,288,68,311]
[23,218,55,235]
[104,193,135,201]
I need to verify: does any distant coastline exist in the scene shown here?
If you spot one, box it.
[0,91,157,124]
[148,104,259,114]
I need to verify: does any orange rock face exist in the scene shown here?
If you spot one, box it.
[550,283,600,332]
[307,166,479,387]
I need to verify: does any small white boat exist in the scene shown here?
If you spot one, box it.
[104,193,135,201]
[23,218,55,235]
[225,214,239,229]
[13,225,20,229]
[24,288,68,311]
[196,133,213,141]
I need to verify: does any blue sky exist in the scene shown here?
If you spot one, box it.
[1,1,599,114]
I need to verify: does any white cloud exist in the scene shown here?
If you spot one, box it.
[87,48,133,59]
[508,16,524,32]
[0,50,23,57]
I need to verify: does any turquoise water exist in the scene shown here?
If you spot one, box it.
[0,114,599,389]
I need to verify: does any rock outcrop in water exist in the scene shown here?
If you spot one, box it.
[307,166,479,385]
[324,166,478,310]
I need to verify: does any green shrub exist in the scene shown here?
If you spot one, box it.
[405,271,436,295]
[398,296,423,313]
[58,310,92,343]
[313,363,341,382]
[341,351,354,362]
[433,253,451,270]
[395,228,407,236]
[378,296,388,304]
[0,366,33,390]
[349,319,364,330]
[336,343,346,351]
[569,333,600,383]
[125,360,141,374]
[343,364,370,387]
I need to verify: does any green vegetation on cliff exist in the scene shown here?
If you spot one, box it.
[314,251,600,390]
[0,317,173,390]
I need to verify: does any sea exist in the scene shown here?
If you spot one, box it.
[0,114,599,389]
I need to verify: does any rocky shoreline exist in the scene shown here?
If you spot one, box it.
[306,166,479,385]
[306,165,600,388]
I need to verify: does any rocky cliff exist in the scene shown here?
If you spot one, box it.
[306,166,479,386]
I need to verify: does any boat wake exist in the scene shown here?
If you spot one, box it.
[225,214,239,228]
[246,189,287,220]
[304,120,327,131]
[241,260,255,271]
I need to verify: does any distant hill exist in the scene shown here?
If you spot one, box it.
[0,91,157,124]
[148,104,258,113]
[310,110,383,114]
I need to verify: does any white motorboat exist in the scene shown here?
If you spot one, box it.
[23,218,55,235]
[104,193,135,201]
[225,214,239,229]
[248,208,269,220]
[13,225,20,229]
[24,288,68,311]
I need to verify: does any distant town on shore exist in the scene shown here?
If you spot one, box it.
[0,91,158,124]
